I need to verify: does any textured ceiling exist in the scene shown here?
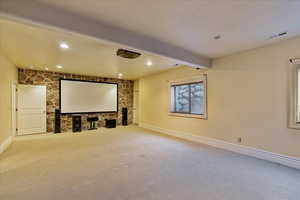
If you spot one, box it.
[24,0,300,58]
[1,0,300,79]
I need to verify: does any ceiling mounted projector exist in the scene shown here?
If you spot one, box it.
[117,49,141,59]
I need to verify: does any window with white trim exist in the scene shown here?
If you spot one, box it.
[289,60,300,129]
[297,67,300,123]
[169,75,207,119]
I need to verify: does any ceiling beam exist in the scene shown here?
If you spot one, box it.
[0,0,211,68]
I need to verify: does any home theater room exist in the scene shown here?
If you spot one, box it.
[1,1,300,200]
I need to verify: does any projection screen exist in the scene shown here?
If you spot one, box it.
[60,79,118,114]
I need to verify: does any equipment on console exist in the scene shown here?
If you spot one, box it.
[87,116,99,130]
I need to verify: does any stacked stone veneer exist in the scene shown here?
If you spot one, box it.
[18,69,134,132]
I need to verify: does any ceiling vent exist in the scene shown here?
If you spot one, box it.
[117,49,141,59]
[269,32,287,39]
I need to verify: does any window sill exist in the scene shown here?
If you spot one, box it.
[168,112,207,119]
[288,122,300,130]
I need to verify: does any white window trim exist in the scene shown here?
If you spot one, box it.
[288,62,300,129]
[168,74,207,119]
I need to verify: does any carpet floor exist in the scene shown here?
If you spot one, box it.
[0,126,300,200]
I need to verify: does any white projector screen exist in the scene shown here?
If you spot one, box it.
[60,79,118,114]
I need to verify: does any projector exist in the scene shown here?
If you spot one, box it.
[116,49,141,59]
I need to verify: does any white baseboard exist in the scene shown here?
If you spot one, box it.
[0,136,12,155]
[140,123,300,170]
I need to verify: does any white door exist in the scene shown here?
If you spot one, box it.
[17,85,47,135]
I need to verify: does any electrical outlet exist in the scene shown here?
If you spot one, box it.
[237,137,242,143]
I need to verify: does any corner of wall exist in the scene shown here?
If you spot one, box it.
[0,49,18,155]
[0,136,13,154]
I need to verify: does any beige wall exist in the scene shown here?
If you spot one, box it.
[0,50,17,145]
[138,36,300,158]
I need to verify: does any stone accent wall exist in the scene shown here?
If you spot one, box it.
[18,69,134,132]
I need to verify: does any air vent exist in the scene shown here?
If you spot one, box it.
[213,35,221,40]
[117,49,141,59]
[269,32,287,39]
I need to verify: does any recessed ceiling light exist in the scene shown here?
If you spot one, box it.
[59,42,69,49]
[45,67,49,71]
[56,65,63,69]
[118,73,123,79]
[147,60,153,66]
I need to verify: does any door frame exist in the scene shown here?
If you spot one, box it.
[11,81,17,136]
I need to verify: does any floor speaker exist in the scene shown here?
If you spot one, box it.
[122,107,128,126]
[72,116,82,132]
[105,119,116,128]
[54,109,61,133]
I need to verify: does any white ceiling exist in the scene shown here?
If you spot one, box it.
[0,19,179,79]
[1,0,300,79]
[24,0,300,58]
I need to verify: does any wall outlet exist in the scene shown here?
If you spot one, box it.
[237,137,242,143]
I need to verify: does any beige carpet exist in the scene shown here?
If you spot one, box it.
[0,126,300,200]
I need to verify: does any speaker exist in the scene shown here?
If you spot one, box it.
[122,107,128,126]
[105,119,116,128]
[54,109,61,133]
[72,116,82,132]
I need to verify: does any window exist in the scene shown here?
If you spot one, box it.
[169,75,207,119]
[289,60,300,129]
[297,68,300,123]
